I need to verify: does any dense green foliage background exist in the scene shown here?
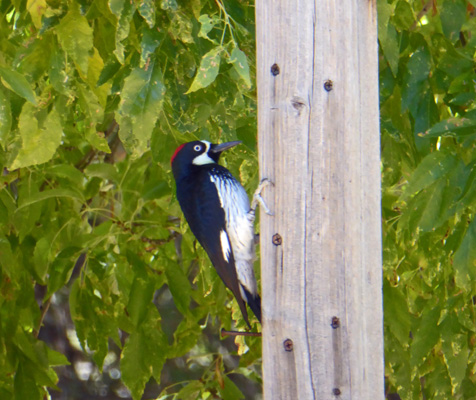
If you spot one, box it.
[380,0,476,398]
[1,0,476,398]
[0,0,260,399]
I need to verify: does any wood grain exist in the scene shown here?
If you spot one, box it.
[255,0,384,398]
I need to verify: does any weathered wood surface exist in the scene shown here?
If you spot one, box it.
[255,0,384,398]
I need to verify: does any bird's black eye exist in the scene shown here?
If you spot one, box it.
[193,144,202,152]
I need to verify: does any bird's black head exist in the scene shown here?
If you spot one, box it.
[171,140,241,179]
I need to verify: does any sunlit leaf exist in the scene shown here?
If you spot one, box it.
[420,117,476,138]
[117,61,165,156]
[441,314,469,394]
[186,47,222,93]
[228,48,251,88]
[55,3,94,74]
[399,151,458,202]
[26,0,47,29]
[138,0,155,28]
[10,105,63,169]
[109,0,136,64]
[0,66,37,104]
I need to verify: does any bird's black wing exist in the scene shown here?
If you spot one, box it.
[180,170,250,327]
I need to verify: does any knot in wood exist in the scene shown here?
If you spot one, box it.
[270,63,280,76]
[331,316,340,329]
[333,388,342,396]
[291,96,306,115]
[283,338,293,352]
[324,80,333,92]
[272,233,282,246]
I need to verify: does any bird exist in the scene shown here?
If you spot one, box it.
[171,140,263,327]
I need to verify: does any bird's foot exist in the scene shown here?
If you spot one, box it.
[250,178,274,216]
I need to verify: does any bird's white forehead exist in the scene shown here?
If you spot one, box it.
[192,141,214,165]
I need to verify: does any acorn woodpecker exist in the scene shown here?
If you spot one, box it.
[171,140,262,327]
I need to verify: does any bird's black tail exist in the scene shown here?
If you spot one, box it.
[243,288,261,323]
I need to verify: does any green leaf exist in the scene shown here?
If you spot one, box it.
[401,40,430,99]
[0,235,15,277]
[117,62,166,156]
[392,1,415,31]
[46,346,70,367]
[383,280,412,346]
[160,0,178,11]
[26,0,47,29]
[10,105,63,169]
[377,0,399,76]
[14,361,41,400]
[176,381,203,399]
[46,164,85,186]
[127,274,156,328]
[109,0,136,64]
[138,0,156,28]
[55,3,94,74]
[49,45,70,95]
[453,217,476,292]
[410,306,440,369]
[186,47,222,93]
[84,163,119,182]
[228,48,251,88]
[17,188,84,210]
[441,315,469,394]
[198,14,219,43]
[420,117,476,139]
[399,151,458,202]
[140,28,165,68]
[0,66,37,104]
[401,39,438,136]
[97,59,121,86]
[164,256,191,317]
[440,0,467,42]
[121,324,167,400]
[33,237,50,283]
[219,376,245,400]
[77,84,110,153]
[0,86,12,148]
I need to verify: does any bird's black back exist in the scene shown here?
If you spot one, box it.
[175,164,251,325]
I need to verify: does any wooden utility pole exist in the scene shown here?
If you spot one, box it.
[256,1,383,399]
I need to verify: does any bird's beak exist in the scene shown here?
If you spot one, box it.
[210,141,242,154]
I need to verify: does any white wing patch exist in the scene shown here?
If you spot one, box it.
[209,170,258,296]
[220,230,231,262]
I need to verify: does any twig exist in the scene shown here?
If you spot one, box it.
[33,296,52,338]
[221,329,262,338]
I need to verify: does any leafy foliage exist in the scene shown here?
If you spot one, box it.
[380,0,476,398]
[3,0,476,398]
[0,0,259,399]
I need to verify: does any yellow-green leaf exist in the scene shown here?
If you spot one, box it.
[55,3,93,74]
[229,47,251,88]
[27,0,47,29]
[0,86,12,148]
[10,105,63,169]
[117,62,165,156]
[186,47,221,94]
[0,66,37,104]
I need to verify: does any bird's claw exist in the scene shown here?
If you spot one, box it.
[250,178,274,216]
